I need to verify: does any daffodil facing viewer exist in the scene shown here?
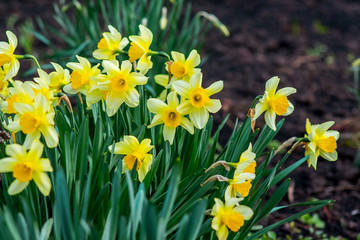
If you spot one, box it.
[6,94,59,148]
[147,91,194,144]
[0,140,53,196]
[172,72,223,129]
[304,119,339,170]
[169,49,201,82]
[254,76,296,131]
[94,60,148,116]
[211,198,253,240]
[109,135,153,182]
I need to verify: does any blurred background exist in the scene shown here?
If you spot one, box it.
[0,0,359,238]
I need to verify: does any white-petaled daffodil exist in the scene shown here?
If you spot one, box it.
[109,135,153,182]
[253,76,296,131]
[0,140,53,196]
[0,31,20,80]
[304,119,339,170]
[147,91,194,145]
[93,25,129,60]
[172,72,223,129]
[211,198,253,240]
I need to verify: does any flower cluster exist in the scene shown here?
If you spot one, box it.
[0,25,341,239]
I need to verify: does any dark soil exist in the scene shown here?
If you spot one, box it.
[1,0,360,239]
[192,0,360,239]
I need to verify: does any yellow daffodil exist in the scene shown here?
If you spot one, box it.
[254,76,296,131]
[225,161,256,200]
[147,91,194,145]
[109,135,153,182]
[93,25,129,60]
[63,55,101,94]
[304,119,339,170]
[30,69,59,106]
[169,50,201,82]
[128,24,153,73]
[211,198,253,240]
[172,72,223,129]
[1,80,35,114]
[0,31,20,80]
[49,62,70,91]
[0,63,11,97]
[6,94,58,148]
[0,140,53,196]
[94,60,148,116]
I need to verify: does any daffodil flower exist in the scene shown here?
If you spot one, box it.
[1,80,35,114]
[147,91,194,145]
[94,60,148,116]
[172,72,223,129]
[211,198,253,240]
[6,94,58,148]
[128,25,153,73]
[0,31,20,80]
[0,140,53,196]
[63,55,101,94]
[254,76,296,131]
[0,63,11,97]
[304,119,339,170]
[93,25,129,60]
[30,69,59,106]
[49,62,71,91]
[109,135,153,182]
[225,161,256,199]
[169,50,201,82]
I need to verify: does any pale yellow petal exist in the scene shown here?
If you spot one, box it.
[41,126,59,148]
[40,158,53,172]
[163,125,176,145]
[28,140,44,160]
[205,80,223,96]
[234,205,253,220]
[172,80,192,98]
[189,107,209,129]
[8,180,29,195]
[124,88,139,108]
[180,117,194,134]
[33,171,52,196]
[276,87,296,97]
[171,51,185,63]
[186,50,201,67]
[265,76,280,95]
[264,109,276,131]
[147,98,167,114]
[205,99,221,113]
[6,144,26,158]
[0,157,17,172]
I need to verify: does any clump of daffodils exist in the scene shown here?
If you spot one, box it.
[0,27,340,240]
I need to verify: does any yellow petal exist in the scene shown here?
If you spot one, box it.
[8,179,29,195]
[33,171,52,196]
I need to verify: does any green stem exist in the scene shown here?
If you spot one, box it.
[17,54,41,69]
[148,50,171,61]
